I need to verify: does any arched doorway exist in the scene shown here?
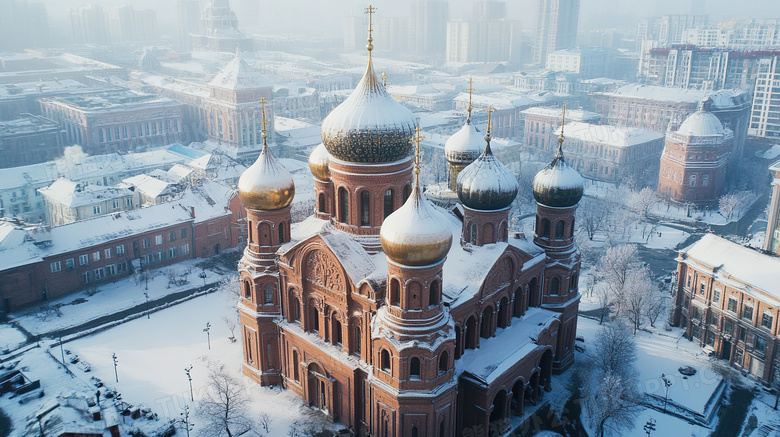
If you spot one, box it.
[497,297,508,329]
[525,372,540,406]
[540,349,554,393]
[480,306,494,339]
[307,363,327,412]
[528,278,539,307]
[465,316,477,349]
[513,286,524,317]
[511,379,525,415]
[489,390,507,437]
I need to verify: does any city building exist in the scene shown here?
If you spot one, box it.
[410,0,449,58]
[236,25,582,436]
[40,90,186,156]
[191,0,253,53]
[522,106,601,151]
[657,104,733,205]
[637,14,708,47]
[446,2,520,64]
[0,53,125,86]
[670,233,780,385]
[680,19,780,47]
[0,179,242,312]
[0,115,65,169]
[532,0,580,66]
[553,122,665,184]
[765,160,780,255]
[749,55,780,140]
[592,85,751,158]
[69,4,109,45]
[176,0,201,51]
[106,5,158,43]
[0,0,49,51]
[39,178,136,227]
[546,47,616,79]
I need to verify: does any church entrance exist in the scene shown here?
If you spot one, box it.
[307,363,328,414]
[721,340,731,361]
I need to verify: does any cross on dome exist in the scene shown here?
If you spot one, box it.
[413,126,425,175]
[365,5,377,53]
[381,71,387,87]
[465,77,475,121]
[260,97,268,147]
[557,103,566,159]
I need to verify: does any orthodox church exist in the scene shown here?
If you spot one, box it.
[236,11,583,437]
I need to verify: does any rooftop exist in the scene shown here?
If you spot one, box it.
[47,90,175,111]
[0,115,61,136]
[599,84,750,108]
[38,178,133,208]
[556,122,665,147]
[522,106,601,122]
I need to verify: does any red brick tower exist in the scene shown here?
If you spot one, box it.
[236,99,294,385]
[456,108,519,247]
[374,129,458,436]
[532,105,583,373]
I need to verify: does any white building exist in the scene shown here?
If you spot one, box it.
[749,55,780,140]
[532,0,580,66]
[545,47,615,78]
[40,178,136,227]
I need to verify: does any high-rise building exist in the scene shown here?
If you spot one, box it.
[766,160,780,255]
[69,4,109,45]
[0,0,49,51]
[637,14,708,47]
[446,0,520,64]
[177,0,201,51]
[410,0,449,58]
[106,5,158,43]
[749,55,780,140]
[532,0,580,67]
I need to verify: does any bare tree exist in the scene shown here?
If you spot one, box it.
[719,193,740,220]
[197,363,254,437]
[612,266,656,334]
[628,187,659,219]
[223,316,237,343]
[645,287,670,328]
[258,412,272,434]
[586,373,642,437]
[594,245,639,299]
[577,197,608,241]
[590,322,638,378]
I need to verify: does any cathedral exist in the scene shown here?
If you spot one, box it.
[236,12,583,437]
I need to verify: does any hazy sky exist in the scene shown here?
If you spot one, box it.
[40,0,780,39]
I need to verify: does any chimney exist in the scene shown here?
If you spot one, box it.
[190,206,195,218]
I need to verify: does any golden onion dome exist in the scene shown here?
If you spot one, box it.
[308,143,331,181]
[320,56,416,163]
[238,145,295,211]
[444,118,483,165]
[381,181,452,266]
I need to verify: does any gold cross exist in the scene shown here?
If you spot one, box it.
[558,102,566,156]
[381,72,387,87]
[465,77,475,119]
[413,126,424,174]
[365,5,377,51]
[486,107,494,136]
[260,97,268,145]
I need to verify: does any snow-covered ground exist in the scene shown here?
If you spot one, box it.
[62,284,337,436]
[0,324,26,352]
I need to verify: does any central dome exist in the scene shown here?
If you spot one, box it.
[320,57,416,163]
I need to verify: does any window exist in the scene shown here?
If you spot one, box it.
[169,231,176,242]
[702,174,709,186]
[728,298,738,313]
[143,237,151,249]
[410,357,421,379]
[689,175,696,187]
[739,327,747,342]
[384,189,394,219]
[279,223,285,244]
[92,251,100,262]
[292,350,299,381]
[542,219,550,238]
[762,312,773,330]
[126,198,133,207]
[709,312,719,327]
[755,336,767,353]
[104,248,111,259]
[743,304,754,321]
[94,268,105,280]
[439,350,449,373]
[686,275,691,288]
[117,262,127,273]
[469,223,477,245]
[381,350,391,371]
[338,187,349,224]
[550,277,560,295]
[155,234,163,245]
[116,245,125,255]
[360,190,370,226]
[93,205,101,214]
[700,282,706,294]
[181,243,190,255]
[264,284,273,305]
[168,247,176,258]
[390,279,400,306]
[724,319,734,335]
[66,258,75,270]
[50,261,62,273]
[79,254,89,266]
[713,289,720,302]
[82,272,90,283]
[180,228,188,238]
[555,221,565,239]
[112,200,120,209]
[105,264,117,276]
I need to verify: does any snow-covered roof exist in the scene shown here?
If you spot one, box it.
[677,110,725,137]
[209,55,273,91]
[557,122,664,147]
[121,174,173,199]
[680,234,780,302]
[521,106,601,122]
[39,178,133,208]
[600,84,749,108]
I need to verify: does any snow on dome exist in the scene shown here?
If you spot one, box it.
[444,119,483,164]
[209,55,272,91]
[456,141,519,211]
[677,109,725,137]
[380,179,453,266]
[532,154,584,208]
[238,146,295,211]
[320,57,416,163]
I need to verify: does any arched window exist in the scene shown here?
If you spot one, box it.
[354,326,361,355]
[292,297,301,321]
[390,279,400,306]
[264,284,274,304]
[555,221,565,239]
[430,280,440,306]
[259,223,272,246]
[360,190,370,226]
[570,272,578,291]
[338,187,349,224]
[439,350,449,373]
[312,306,320,332]
[403,185,411,202]
[332,317,342,344]
[278,222,285,244]
[689,175,697,187]
[550,277,559,295]
[542,219,550,238]
[410,357,421,379]
[292,350,299,381]
[243,281,251,298]
[571,217,576,235]
[381,350,391,371]
[318,192,327,213]
[412,427,418,437]
[384,189,394,219]
[248,220,253,242]
[469,223,477,245]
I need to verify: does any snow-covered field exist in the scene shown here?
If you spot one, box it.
[0,324,26,352]
[63,284,337,436]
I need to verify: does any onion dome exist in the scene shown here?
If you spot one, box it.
[320,47,416,163]
[445,119,483,165]
[238,100,295,210]
[456,111,519,211]
[381,129,453,266]
[532,115,584,208]
[677,103,725,137]
[308,143,331,181]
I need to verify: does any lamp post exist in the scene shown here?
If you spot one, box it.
[185,365,194,402]
[58,336,65,366]
[203,322,211,350]
[144,292,150,319]
[661,373,672,412]
[644,418,656,436]
[180,405,194,437]
[112,353,119,382]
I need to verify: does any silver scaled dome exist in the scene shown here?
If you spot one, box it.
[444,118,483,165]
[320,56,416,163]
[238,145,295,211]
[532,148,584,208]
[456,129,519,211]
[381,171,453,267]
[308,143,331,181]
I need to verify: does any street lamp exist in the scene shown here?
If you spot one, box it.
[58,336,65,366]
[661,373,672,413]
[203,322,211,350]
[180,405,194,437]
[144,292,150,319]
[644,418,656,436]
[112,353,119,383]
[185,365,194,402]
